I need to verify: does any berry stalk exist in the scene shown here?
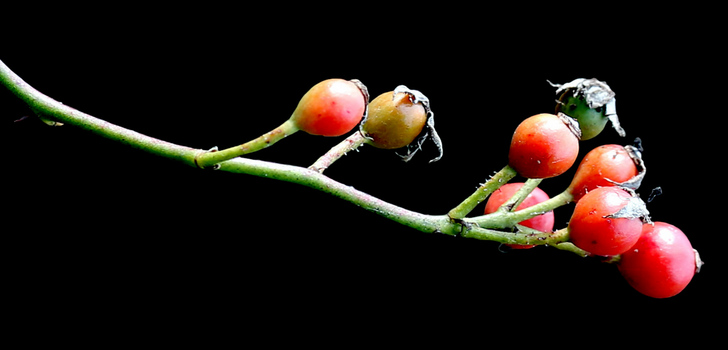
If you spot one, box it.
[194,119,299,169]
[308,130,369,173]
[471,190,574,229]
[494,178,543,214]
[447,165,518,220]
[195,78,368,169]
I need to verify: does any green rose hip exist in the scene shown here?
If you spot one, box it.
[550,78,625,140]
[555,91,608,140]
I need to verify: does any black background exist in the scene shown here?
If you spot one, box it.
[3,9,723,344]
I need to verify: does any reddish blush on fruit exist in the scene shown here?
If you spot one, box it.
[508,113,579,179]
[292,79,367,137]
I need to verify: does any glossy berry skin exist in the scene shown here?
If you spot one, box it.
[568,144,638,202]
[618,222,697,298]
[363,91,427,149]
[556,91,608,140]
[291,79,366,137]
[484,183,554,249]
[568,187,643,256]
[508,113,579,179]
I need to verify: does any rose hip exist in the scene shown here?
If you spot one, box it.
[508,113,580,179]
[291,79,367,137]
[618,222,700,298]
[568,187,644,256]
[568,144,639,202]
[362,91,427,149]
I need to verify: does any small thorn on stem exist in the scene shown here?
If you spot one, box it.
[449,217,478,236]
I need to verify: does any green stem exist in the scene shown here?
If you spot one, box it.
[447,165,517,220]
[461,225,587,256]
[194,119,299,169]
[553,242,589,258]
[218,156,452,233]
[496,178,543,213]
[462,225,563,245]
[309,130,369,173]
[0,60,199,166]
[471,190,574,229]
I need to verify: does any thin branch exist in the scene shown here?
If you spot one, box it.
[0,60,200,166]
[194,119,300,169]
[471,190,574,228]
[496,178,543,213]
[308,130,369,173]
[0,59,447,235]
[1,59,584,256]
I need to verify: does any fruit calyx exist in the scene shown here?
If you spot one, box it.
[557,112,583,140]
[606,144,646,191]
[605,188,652,224]
[349,78,370,119]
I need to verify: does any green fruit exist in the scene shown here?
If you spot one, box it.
[555,91,608,140]
[362,91,427,150]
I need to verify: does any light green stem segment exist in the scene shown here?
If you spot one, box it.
[470,190,574,228]
[448,165,517,219]
[194,119,300,169]
[0,60,200,165]
[496,178,543,213]
[309,130,369,173]
[0,59,585,256]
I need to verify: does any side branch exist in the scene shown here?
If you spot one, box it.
[218,156,452,233]
[0,59,448,236]
[448,165,518,219]
[471,190,574,228]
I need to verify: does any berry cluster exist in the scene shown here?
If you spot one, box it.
[190,77,702,299]
[502,79,702,298]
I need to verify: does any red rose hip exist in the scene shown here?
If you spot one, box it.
[291,79,367,137]
[618,222,700,298]
[508,113,580,179]
[568,187,644,256]
[568,144,639,202]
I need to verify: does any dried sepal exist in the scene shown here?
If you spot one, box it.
[694,249,704,273]
[606,144,646,191]
[557,112,583,140]
[349,78,370,118]
[389,85,443,163]
[606,188,652,224]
